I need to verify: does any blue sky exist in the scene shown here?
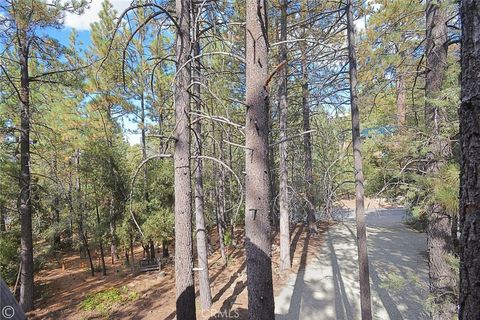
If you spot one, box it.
[48,0,142,145]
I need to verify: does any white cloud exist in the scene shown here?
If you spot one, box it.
[354,18,366,32]
[64,0,131,30]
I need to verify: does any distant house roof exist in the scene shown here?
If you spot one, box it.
[360,125,396,138]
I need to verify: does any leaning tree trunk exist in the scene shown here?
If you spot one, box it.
[459,0,480,318]
[346,1,373,319]
[278,0,290,273]
[18,31,34,312]
[244,0,275,317]
[174,0,196,317]
[192,19,213,309]
[80,227,95,277]
[425,1,456,318]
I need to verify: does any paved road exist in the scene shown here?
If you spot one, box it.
[275,208,429,320]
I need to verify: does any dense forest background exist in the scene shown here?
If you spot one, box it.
[1,0,477,319]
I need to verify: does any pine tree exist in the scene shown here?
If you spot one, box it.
[459,0,480,318]
[244,0,275,316]
[0,0,87,310]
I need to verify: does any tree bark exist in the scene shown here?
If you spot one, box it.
[459,0,480,318]
[245,0,275,317]
[80,228,95,277]
[425,1,456,318]
[149,240,155,259]
[396,71,406,127]
[110,210,117,265]
[346,1,373,319]
[130,233,135,275]
[141,93,149,203]
[278,0,290,272]
[211,122,227,264]
[300,4,316,233]
[217,133,227,264]
[173,0,196,317]
[425,0,448,125]
[18,28,34,312]
[162,240,169,258]
[96,205,107,276]
[52,196,61,249]
[0,204,6,232]
[76,153,87,260]
[192,17,213,310]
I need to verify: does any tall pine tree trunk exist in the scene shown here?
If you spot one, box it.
[245,0,275,316]
[174,0,196,317]
[218,133,227,263]
[278,0,290,272]
[75,152,87,259]
[141,93,149,203]
[192,20,213,309]
[212,123,227,264]
[459,0,480,318]
[18,29,34,312]
[346,1,372,319]
[300,3,316,233]
[425,1,456,318]
[109,201,117,265]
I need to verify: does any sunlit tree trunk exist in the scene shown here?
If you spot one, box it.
[18,26,34,312]
[346,1,372,319]
[218,132,227,263]
[141,92,149,203]
[192,17,213,308]
[278,0,290,272]
[212,123,227,264]
[244,0,275,316]
[300,1,316,233]
[425,1,456,318]
[173,0,196,317]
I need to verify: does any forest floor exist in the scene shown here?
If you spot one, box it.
[28,223,324,320]
[275,200,429,320]
[27,199,428,320]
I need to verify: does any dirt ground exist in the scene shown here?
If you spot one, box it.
[28,224,325,320]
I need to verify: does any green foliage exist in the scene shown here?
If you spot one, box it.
[142,206,174,243]
[80,287,138,316]
[379,272,406,293]
[0,229,20,285]
[431,164,460,217]
[223,228,232,246]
